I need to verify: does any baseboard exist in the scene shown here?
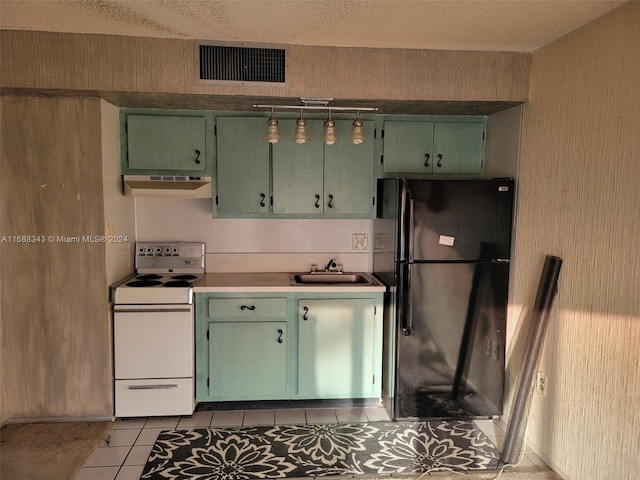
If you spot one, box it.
[1,414,114,428]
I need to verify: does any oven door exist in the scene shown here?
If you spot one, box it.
[113,304,193,379]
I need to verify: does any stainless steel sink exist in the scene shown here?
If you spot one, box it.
[289,272,379,286]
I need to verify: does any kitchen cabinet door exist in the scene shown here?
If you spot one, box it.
[208,321,287,399]
[323,120,376,216]
[297,298,378,398]
[272,119,324,214]
[273,119,375,217]
[382,120,485,176]
[216,117,271,215]
[126,114,206,172]
[382,121,435,174]
[433,122,485,174]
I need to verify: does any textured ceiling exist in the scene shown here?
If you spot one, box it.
[0,0,626,52]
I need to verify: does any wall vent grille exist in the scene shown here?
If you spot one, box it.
[198,44,286,83]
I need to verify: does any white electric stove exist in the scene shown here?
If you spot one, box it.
[112,242,205,418]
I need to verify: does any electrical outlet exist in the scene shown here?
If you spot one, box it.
[535,371,547,396]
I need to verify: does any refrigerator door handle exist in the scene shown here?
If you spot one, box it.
[401,263,413,336]
[398,180,408,262]
[407,196,415,262]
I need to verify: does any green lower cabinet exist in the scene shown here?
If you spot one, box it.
[195,292,383,403]
[208,321,287,399]
[296,296,382,399]
[195,293,291,402]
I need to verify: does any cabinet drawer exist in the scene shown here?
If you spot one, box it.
[115,378,194,417]
[208,297,287,319]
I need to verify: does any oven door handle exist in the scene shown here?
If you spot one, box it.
[127,384,179,390]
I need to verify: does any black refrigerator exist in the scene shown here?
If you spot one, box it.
[374,178,514,420]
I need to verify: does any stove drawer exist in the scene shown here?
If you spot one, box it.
[115,378,194,417]
[208,297,287,319]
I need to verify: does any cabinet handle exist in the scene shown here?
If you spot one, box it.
[277,329,283,343]
[240,305,256,311]
[195,149,201,164]
[437,154,443,168]
[303,306,309,320]
[260,193,266,207]
[424,153,430,167]
[315,194,320,208]
[327,194,334,209]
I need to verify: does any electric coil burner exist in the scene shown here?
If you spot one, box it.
[113,242,205,304]
[111,242,205,418]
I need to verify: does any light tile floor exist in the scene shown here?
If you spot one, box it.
[77,408,550,480]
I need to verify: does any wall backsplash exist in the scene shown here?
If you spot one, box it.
[135,198,374,272]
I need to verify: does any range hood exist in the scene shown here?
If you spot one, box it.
[123,175,212,198]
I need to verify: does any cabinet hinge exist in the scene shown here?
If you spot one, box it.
[270,196,273,206]
[381,129,384,139]
[215,195,218,205]
[374,305,377,315]
[207,329,209,340]
[481,159,484,170]
[207,377,209,388]
[373,374,376,385]
[372,197,375,206]
[374,128,377,139]
[214,125,217,136]
[380,155,384,165]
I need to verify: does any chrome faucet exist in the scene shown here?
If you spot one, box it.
[324,258,340,272]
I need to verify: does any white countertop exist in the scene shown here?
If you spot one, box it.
[194,272,387,293]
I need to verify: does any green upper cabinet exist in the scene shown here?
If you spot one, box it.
[382,121,435,174]
[324,120,376,215]
[272,119,325,214]
[126,114,206,172]
[433,122,486,174]
[382,120,485,175]
[216,117,270,215]
[272,119,375,216]
[217,116,376,218]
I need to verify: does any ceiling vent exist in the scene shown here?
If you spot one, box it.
[197,42,287,84]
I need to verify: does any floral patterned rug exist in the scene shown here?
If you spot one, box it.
[141,420,500,479]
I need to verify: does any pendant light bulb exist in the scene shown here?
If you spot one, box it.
[350,111,365,144]
[265,110,282,143]
[294,110,310,144]
[323,110,338,145]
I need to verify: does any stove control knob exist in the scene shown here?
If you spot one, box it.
[146,247,153,254]
[138,246,145,254]
[155,247,162,254]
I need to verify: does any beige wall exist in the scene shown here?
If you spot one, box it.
[0,96,113,423]
[510,2,640,478]
[0,30,529,105]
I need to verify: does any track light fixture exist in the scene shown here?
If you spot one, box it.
[293,110,310,144]
[349,111,365,145]
[322,110,337,145]
[254,98,377,145]
[265,109,282,143]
